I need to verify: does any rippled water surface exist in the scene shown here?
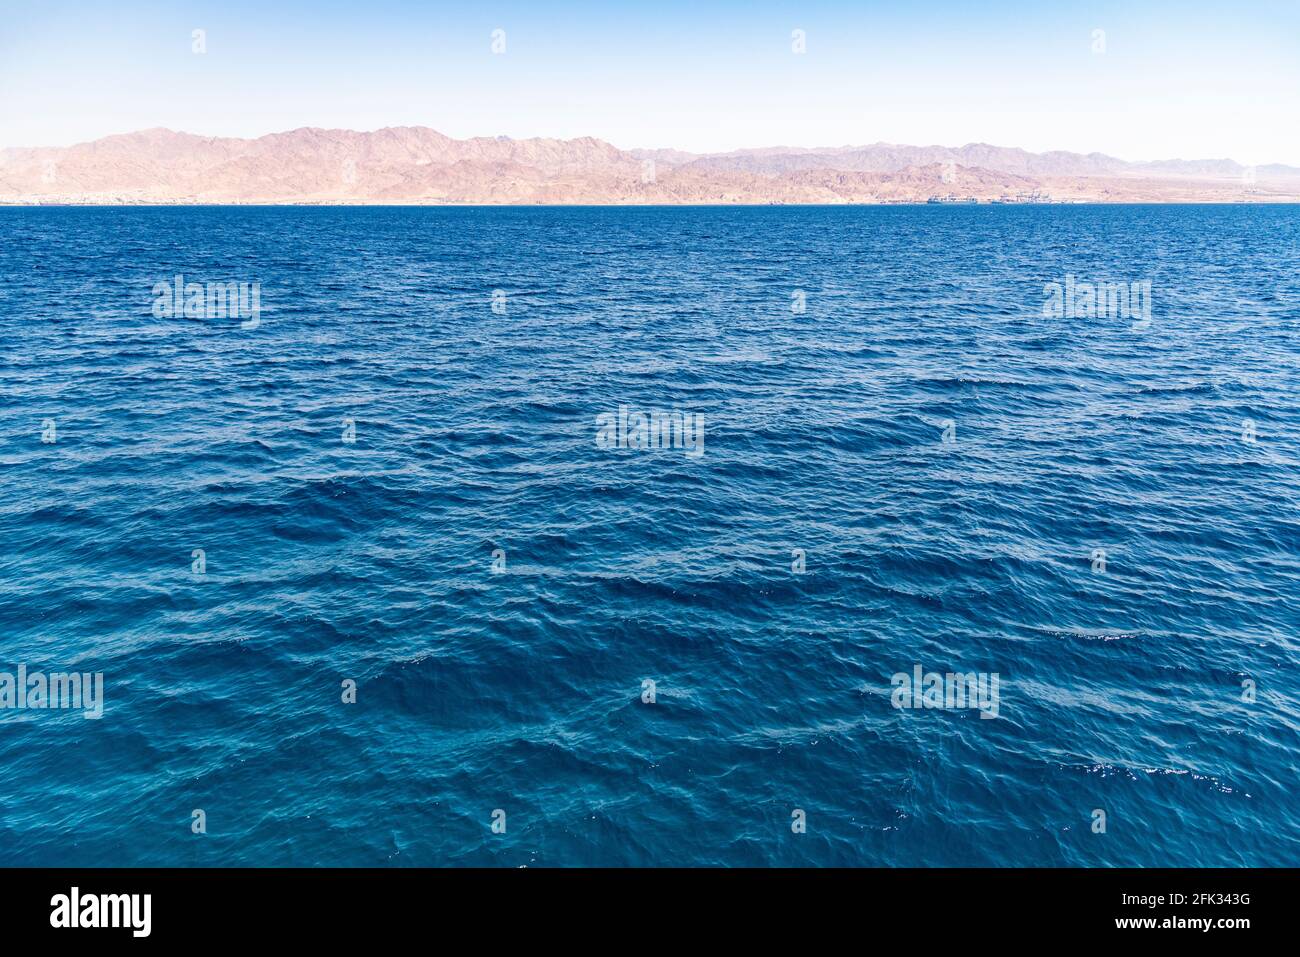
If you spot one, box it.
[1,205,1297,866]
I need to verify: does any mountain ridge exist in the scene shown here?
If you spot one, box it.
[3,126,1298,204]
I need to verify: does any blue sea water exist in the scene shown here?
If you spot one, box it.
[0,204,1297,867]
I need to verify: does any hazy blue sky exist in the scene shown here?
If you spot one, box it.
[2,0,1297,162]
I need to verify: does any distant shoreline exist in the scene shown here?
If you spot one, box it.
[3,200,1298,208]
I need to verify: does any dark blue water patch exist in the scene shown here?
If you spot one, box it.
[0,204,1297,866]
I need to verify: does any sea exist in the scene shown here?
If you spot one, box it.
[0,204,1297,866]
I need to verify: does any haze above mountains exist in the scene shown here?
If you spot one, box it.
[3,126,1298,205]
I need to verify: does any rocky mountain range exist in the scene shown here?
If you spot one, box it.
[2,126,1297,204]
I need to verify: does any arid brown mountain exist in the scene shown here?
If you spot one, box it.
[2,127,1298,204]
